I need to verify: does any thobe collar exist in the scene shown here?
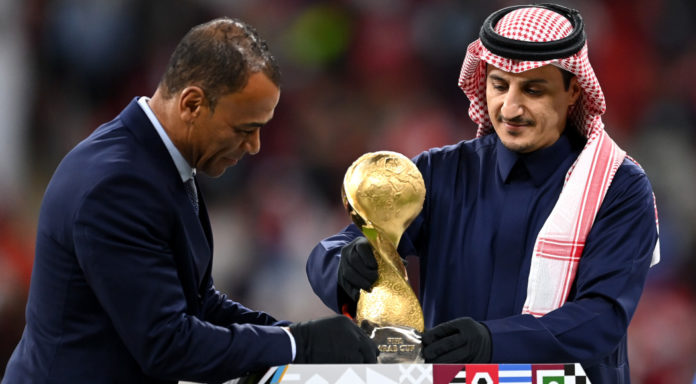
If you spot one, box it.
[496,129,576,186]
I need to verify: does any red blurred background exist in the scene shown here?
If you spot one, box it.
[1,0,694,382]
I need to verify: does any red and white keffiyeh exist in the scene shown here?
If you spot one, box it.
[458,6,660,317]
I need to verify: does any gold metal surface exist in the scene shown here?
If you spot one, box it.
[342,151,425,332]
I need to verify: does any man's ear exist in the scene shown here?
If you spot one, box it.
[568,77,581,106]
[179,86,206,123]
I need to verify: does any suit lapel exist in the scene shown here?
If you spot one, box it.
[197,182,214,253]
[177,185,212,290]
[120,98,213,293]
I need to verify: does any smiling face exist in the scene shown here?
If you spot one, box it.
[486,64,581,154]
[181,72,280,177]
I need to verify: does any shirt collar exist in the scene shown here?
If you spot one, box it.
[137,96,196,182]
[496,130,575,186]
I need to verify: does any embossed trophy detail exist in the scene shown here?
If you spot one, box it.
[342,151,426,363]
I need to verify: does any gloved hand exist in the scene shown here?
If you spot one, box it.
[289,315,378,363]
[338,237,378,303]
[421,317,492,363]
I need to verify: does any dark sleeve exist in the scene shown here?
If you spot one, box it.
[201,278,290,327]
[483,160,659,364]
[73,173,292,382]
[306,224,364,312]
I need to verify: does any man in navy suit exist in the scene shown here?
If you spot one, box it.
[3,17,376,383]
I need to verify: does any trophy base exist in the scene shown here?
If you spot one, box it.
[360,321,424,364]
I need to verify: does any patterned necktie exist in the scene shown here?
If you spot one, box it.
[184,178,199,216]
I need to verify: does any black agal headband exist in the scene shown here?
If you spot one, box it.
[479,3,586,61]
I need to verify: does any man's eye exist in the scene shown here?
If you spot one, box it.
[491,84,507,91]
[526,88,543,95]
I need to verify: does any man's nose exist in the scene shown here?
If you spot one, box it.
[245,130,261,155]
[500,89,524,120]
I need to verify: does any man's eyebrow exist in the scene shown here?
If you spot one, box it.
[235,122,265,129]
[522,78,549,85]
[488,73,549,85]
[488,74,506,82]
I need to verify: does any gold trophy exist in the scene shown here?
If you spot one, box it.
[342,151,425,363]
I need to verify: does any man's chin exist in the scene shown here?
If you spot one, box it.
[199,167,227,179]
[202,158,241,178]
[499,137,533,154]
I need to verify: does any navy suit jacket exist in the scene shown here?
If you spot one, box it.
[3,99,292,383]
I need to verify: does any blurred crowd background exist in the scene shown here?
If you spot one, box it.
[1,0,695,382]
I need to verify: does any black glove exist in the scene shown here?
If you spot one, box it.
[338,237,378,303]
[421,317,492,363]
[289,316,378,364]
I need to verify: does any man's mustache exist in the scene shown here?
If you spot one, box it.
[496,114,534,126]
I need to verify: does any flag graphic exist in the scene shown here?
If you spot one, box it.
[433,364,465,384]
[437,364,500,384]
[498,364,531,383]
[531,364,587,384]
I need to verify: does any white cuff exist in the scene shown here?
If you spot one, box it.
[281,327,296,362]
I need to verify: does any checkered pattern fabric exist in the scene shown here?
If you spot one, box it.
[457,6,660,316]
